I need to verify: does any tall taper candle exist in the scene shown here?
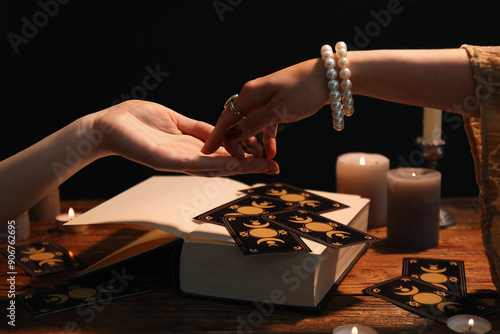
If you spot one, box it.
[422,107,442,145]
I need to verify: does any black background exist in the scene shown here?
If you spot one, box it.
[3,0,497,200]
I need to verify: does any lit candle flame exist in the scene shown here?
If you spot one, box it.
[468,318,474,330]
[351,327,358,334]
[359,157,366,166]
[411,172,416,177]
[68,207,75,220]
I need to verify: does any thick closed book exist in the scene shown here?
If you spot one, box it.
[68,176,370,309]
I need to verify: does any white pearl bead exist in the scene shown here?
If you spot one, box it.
[331,109,343,118]
[342,90,352,99]
[338,56,349,68]
[324,57,335,69]
[322,51,333,61]
[344,105,354,116]
[336,48,347,57]
[329,90,340,100]
[328,79,339,91]
[321,44,333,54]
[340,68,351,80]
[341,79,352,91]
[330,100,342,110]
[335,41,347,51]
[333,123,344,131]
[326,68,337,80]
[343,97,354,107]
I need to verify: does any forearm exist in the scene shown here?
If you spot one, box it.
[348,48,477,116]
[0,113,105,225]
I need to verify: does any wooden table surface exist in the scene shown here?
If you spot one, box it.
[2,197,500,333]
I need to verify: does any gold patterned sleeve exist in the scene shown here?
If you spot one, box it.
[462,44,500,291]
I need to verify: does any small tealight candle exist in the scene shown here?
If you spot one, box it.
[56,208,87,233]
[447,315,492,333]
[333,324,378,334]
[336,152,390,228]
[386,167,441,250]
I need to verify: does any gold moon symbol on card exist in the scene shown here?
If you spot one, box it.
[97,283,121,293]
[252,201,276,209]
[436,301,462,311]
[289,215,313,223]
[243,220,270,228]
[421,265,446,273]
[394,285,419,296]
[46,294,69,304]
[250,228,278,238]
[326,230,351,238]
[412,292,444,305]
[38,258,63,266]
[22,247,46,254]
[256,237,285,245]
[266,189,287,196]
[305,222,333,232]
[300,200,321,208]
[68,288,97,299]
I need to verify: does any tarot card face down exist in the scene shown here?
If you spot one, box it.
[240,183,349,214]
[0,241,87,277]
[193,195,295,225]
[18,269,149,317]
[263,210,379,248]
[222,216,311,256]
[402,258,467,296]
[363,276,494,323]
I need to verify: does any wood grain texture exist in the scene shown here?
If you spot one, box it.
[1,198,499,333]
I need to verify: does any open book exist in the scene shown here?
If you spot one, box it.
[68,176,370,309]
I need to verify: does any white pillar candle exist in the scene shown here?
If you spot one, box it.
[336,153,390,228]
[422,107,442,145]
[387,168,441,250]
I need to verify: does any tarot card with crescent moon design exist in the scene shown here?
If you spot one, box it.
[402,258,467,297]
[262,210,380,248]
[362,276,494,323]
[240,183,349,214]
[18,270,150,317]
[193,195,296,226]
[0,241,87,277]
[222,216,311,256]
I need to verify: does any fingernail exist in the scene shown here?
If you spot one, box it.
[224,125,242,141]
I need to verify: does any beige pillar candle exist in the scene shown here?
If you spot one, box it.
[336,152,390,228]
[29,187,60,221]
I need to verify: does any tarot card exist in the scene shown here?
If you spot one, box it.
[1,241,87,277]
[193,195,296,225]
[363,276,494,323]
[18,269,149,317]
[240,183,349,214]
[222,216,311,256]
[263,210,379,248]
[402,258,467,297]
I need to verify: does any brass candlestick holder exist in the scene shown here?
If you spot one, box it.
[417,137,457,227]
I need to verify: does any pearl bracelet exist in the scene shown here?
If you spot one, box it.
[321,42,354,131]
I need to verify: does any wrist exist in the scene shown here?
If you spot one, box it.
[72,112,112,165]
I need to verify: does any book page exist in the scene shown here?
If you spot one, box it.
[66,175,248,239]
